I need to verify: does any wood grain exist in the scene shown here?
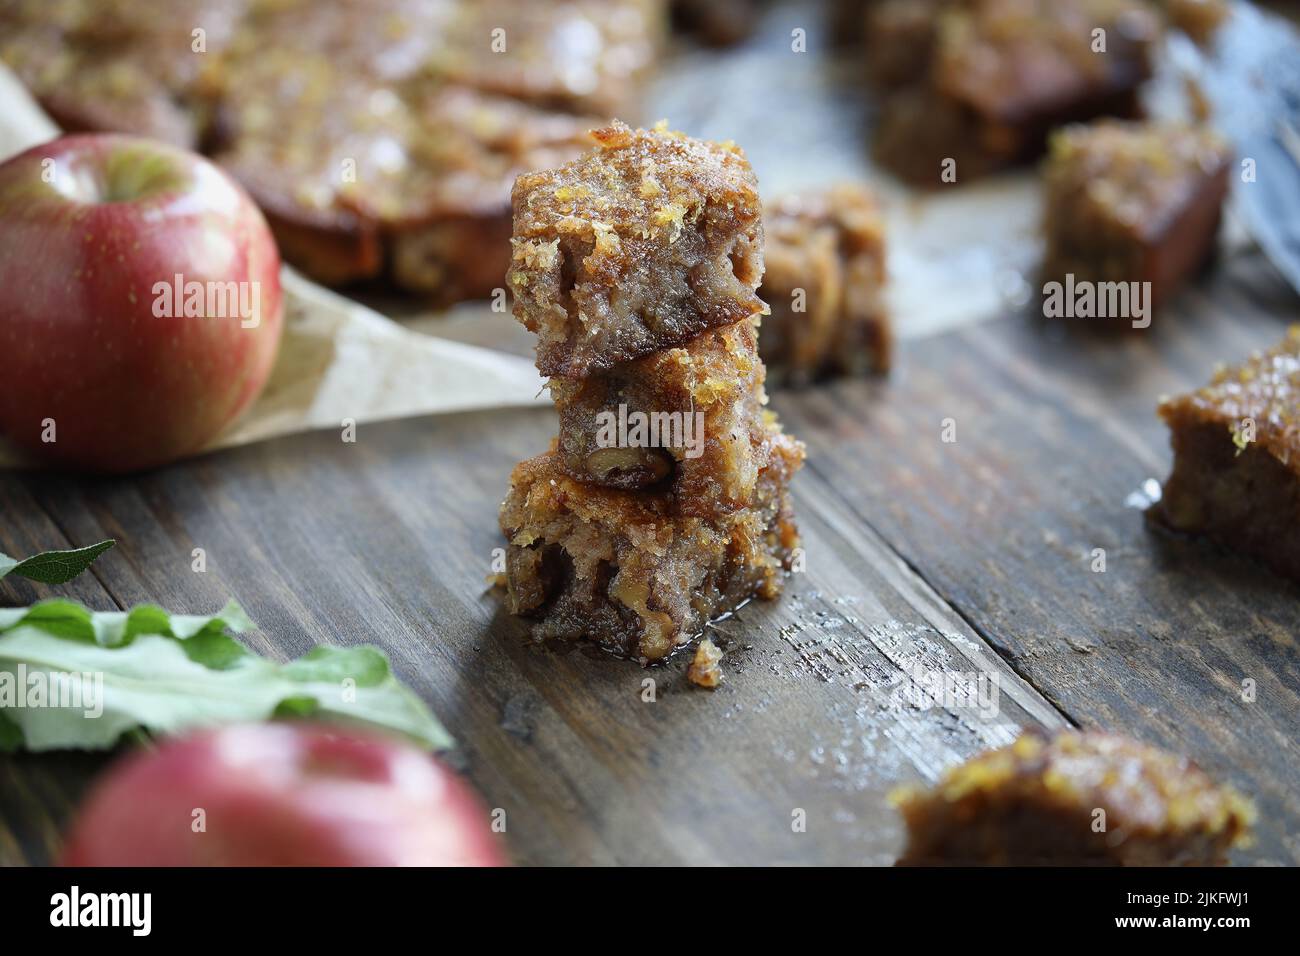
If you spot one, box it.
[2,404,1066,865]
[776,250,1300,864]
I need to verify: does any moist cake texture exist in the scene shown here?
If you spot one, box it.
[1150,326,1300,582]
[894,730,1256,865]
[501,122,803,663]
[509,121,766,378]
[501,438,801,661]
[761,185,892,382]
[1042,120,1231,316]
[550,317,778,517]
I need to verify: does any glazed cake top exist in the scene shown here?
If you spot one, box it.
[894,731,1256,841]
[936,0,1160,122]
[1159,326,1300,476]
[509,120,767,378]
[765,183,886,259]
[1045,120,1232,239]
[0,0,659,235]
[511,120,761,253]
[216,80,595,231]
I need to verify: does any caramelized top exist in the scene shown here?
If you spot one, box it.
[0,0,246,146]
[895,730,1256,841]
[1,0,659,121]
[766,184,886,263]
[512,120,761,254]
[206,0,610,231]
[510,120,767,377]
[1046,120,1231,239]
[215,75,594,232]
[1160,326,1300,475]
[425,0,663,116]
[0,0,658,232]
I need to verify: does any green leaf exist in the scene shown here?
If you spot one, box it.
[0,540,115,585]
[0,598,251,648]
[0,599,452,753]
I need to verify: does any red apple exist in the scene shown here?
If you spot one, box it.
[61,724,507,867]
[0,133,283,472]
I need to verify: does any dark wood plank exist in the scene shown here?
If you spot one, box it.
[774,250,1300,864]
[5,407,1065,866]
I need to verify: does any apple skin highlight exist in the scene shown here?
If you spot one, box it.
[61,724,508,867]
[0,133,284,473]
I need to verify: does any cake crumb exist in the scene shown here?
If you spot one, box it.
[687,638,724,688]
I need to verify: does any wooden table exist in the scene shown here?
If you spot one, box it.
[3,240,1296,865]
[4,0,1300,867]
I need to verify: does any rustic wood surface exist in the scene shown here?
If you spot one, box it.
[4,0,1300,868]
[3,242,1297,865]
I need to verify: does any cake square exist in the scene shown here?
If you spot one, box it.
[508,120,767,378]
[551,316,778,517]
[1041,120,1231,323]
[893,731,1255,865]
[0,0,246,148]
[1150,327,1300,582]
[387,90,601,302]
[871,0,1160,185]
[760,185,892,383]
[864,0,939,91]
[500,437,803,663]
[212,62,594,291]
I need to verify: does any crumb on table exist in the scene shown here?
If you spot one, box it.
[687,638,724,688]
